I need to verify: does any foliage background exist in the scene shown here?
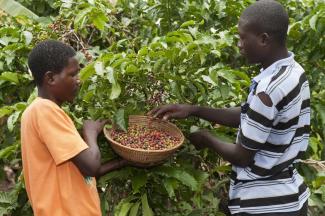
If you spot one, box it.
[0,0,324,215]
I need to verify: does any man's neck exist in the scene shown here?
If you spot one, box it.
[261,47,289,69]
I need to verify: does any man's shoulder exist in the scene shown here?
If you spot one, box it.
[256,61,307,106]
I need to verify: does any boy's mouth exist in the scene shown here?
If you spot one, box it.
[73,86,79,95]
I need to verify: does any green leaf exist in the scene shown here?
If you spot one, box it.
[131,172,147,193]
[202,75,216,86]
[110,83,121,100]
[107,66,121,99]
[129,202,140,216]
[0,0,39,20]
[74,7,92,30]
[90,10,108,31]
[0,207,11,216]
[190,126,200,133]
[7,111,21,132]
[80,63,95,81]
[162,178,175,197]
[155,166,198,191]
[114,109,127,132]
[309,14,318,31]
[23,31,33,45]
[0,106,14,118]
[14,102,27,111]
[141,194,153,216]
[180,20,195,28]
[0,144,17,159]
[126,64,138,73]
[0,72,19,84]
[118,202,133,216]
[0,192,12,204]
[94,61,104,76]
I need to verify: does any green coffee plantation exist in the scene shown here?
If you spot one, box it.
[0,0,324,215]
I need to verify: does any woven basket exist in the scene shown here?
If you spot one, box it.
[104,115,185,164]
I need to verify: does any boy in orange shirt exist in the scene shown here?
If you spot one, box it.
[21,40,128,216]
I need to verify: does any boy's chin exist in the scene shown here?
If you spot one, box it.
[66,95,77,103]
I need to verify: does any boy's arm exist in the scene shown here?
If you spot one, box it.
[189,130,256,167]
[149,104,241,128]
[96,159,128,178]
[71,125,101,177]
[72,120,129,177]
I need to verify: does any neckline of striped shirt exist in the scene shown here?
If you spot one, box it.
[253,52,295,84]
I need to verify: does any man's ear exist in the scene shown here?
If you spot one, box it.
[43,71,56,86]
[260,32,270,46]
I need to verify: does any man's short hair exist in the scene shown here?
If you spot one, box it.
[241,0,289,45]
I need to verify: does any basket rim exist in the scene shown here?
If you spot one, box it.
[103,115,185,153]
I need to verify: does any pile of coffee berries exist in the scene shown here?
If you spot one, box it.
[111,125,180,150]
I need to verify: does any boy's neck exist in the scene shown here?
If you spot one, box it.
[38,88,62,106]
[261,47,289,69]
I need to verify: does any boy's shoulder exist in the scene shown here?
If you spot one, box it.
[22,97,63,121]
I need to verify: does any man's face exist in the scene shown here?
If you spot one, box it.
[51,57,80,103]
[238,19,266,64]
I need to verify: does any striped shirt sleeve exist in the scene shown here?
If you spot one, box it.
[239,92,278,151]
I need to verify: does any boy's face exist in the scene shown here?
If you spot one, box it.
[48,57,80,103]
[238,19,267,64]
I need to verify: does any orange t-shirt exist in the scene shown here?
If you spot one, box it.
[21,97,101,216]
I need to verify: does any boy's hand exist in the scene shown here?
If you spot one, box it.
[82,119,109,137]
[188,129,212,149]
[148,104,195,121]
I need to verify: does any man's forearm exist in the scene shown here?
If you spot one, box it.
[203,133,255,167]
[191,106,241,128]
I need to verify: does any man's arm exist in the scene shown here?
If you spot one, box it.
[149,104,241,128]
[191,106,241,128]
[189,130,256,167]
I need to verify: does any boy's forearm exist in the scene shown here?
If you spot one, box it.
[191,106,241,128]
[96,159,128,178]
[83,131,101,162]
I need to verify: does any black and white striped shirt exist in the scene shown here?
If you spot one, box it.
[229,52,310,215]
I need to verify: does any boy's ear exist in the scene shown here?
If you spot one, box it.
[43,71,56,86]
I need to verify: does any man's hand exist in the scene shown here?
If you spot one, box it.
[188,129,212,150]
[148,104,195,121]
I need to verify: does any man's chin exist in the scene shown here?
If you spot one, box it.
[246,58,259,65]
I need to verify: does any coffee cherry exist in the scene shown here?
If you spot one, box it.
[111,125,180,150]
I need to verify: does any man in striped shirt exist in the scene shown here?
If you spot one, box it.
[149,0,310,215]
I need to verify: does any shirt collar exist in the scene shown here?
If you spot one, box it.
[253,51,294,83]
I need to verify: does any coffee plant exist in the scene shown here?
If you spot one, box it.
[0,0,324,215]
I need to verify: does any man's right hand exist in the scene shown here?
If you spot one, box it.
[148,104,195,121]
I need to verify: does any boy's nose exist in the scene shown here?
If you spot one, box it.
[76,77,81,86]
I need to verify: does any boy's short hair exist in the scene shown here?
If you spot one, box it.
[241,0,289,46]
[28,40,76,86]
